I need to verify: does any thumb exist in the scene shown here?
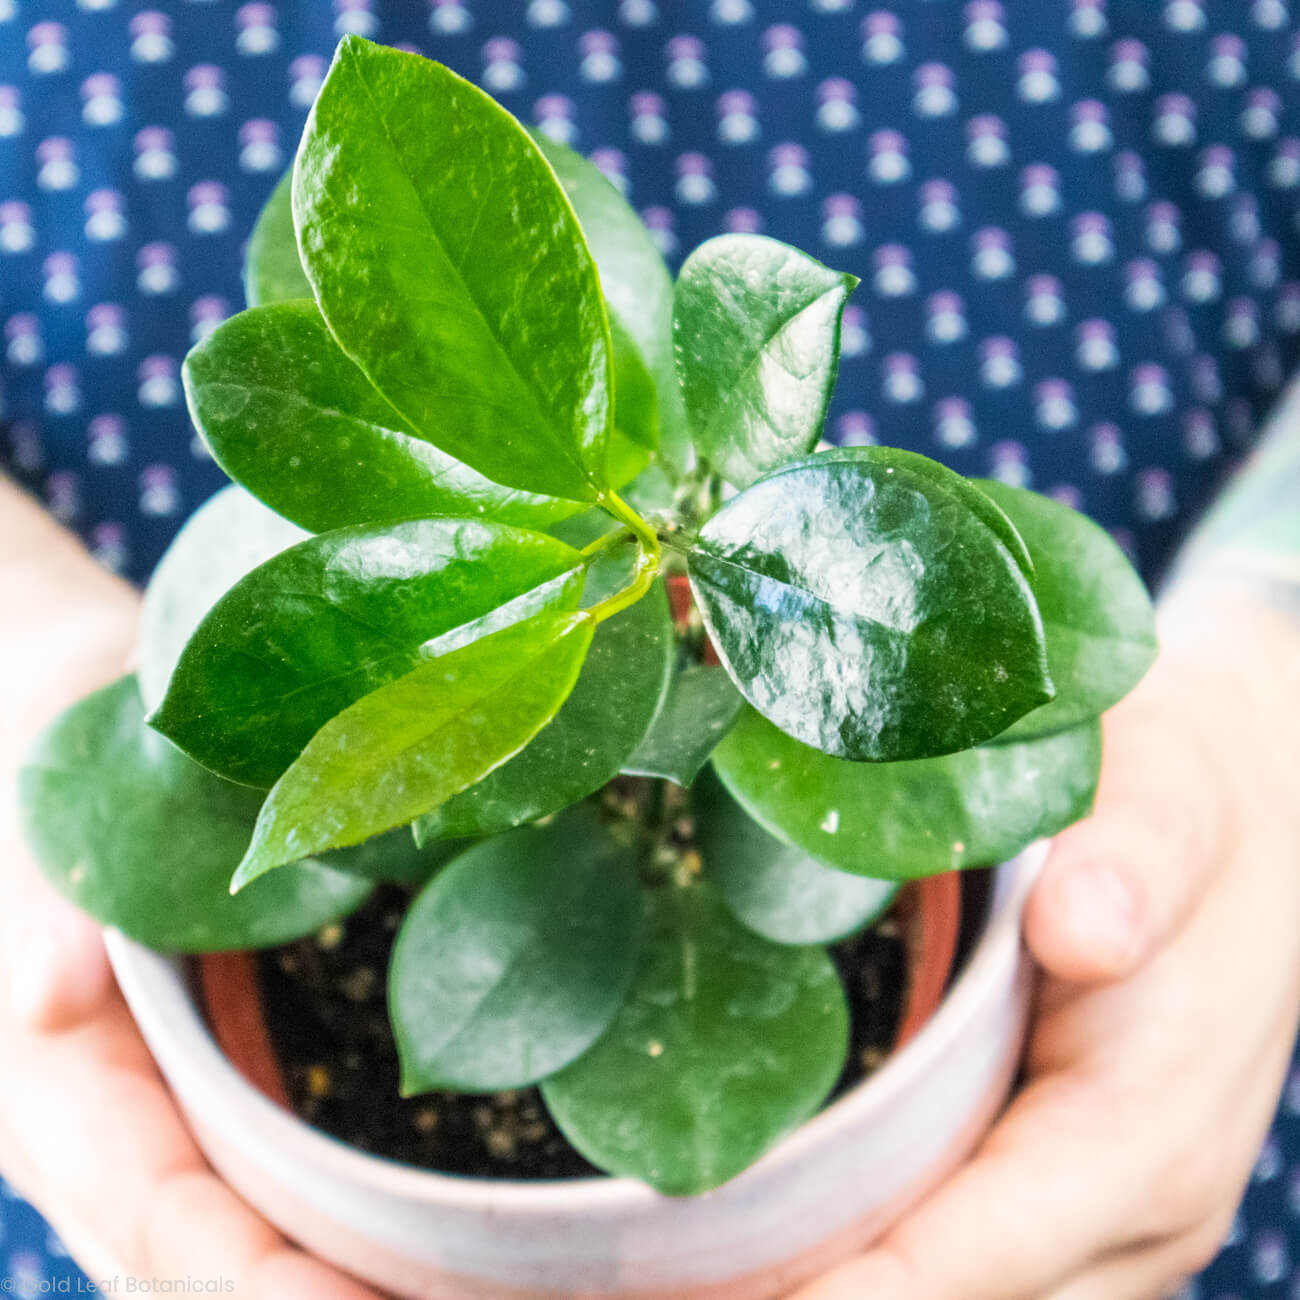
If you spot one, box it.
[5,866,113,1033]
[1024,683,1227,984]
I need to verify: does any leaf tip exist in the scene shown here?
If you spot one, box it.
[229,851,265,895]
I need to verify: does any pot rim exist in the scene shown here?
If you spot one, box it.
[105,840,1044,1216]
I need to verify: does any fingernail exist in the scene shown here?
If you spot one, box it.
[1057,863,1144,971]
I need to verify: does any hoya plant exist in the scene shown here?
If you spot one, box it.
[19,38,1157,1196]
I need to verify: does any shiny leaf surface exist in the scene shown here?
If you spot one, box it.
[541,882,848,1194]
[415,578,673,840]
[713,709,1101,878]
[673,235,856,488]
[19,677,371,952]
[294,37,611,501]
[391,807,641,1092]
[858,447,1033,580]
[622,664,744,787]
[975,480,1158,742]
[532,131,689,475]
[139,486,306,715]
[243,169,312,307]
[688,448,1053,762]
[184,301,583,534]
[150,518,585,787]
[232,610,595,889]
[693,767,898,944]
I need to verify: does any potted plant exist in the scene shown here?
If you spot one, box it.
[17,36,1157,1300]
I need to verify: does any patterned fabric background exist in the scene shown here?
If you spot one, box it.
[2,2,1300,1295]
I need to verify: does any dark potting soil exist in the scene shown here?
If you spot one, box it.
[253,885,912,1181]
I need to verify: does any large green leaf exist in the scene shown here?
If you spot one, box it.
[673,235,857,488]
[541,882,848,1194]
[622,664,744,787]
[863,447,1033,580]
[232,610,595,889]
[243,169,312,308]
[693,767,898,944]
[391,807,642,1093]
[688,448,1053,762]
[139,486,306,715]
[414,578,673,840]
[184,302,583,535]
[149,517,585,788]
[532,132,689,475]
[975,480,1158,742]
[294,37,611,502]
[713,709,1101,879]
[18,677,371,952]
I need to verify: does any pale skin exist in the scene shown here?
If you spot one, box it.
[1,408,1298,1296]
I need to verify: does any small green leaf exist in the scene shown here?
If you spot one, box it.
[532,131,689,475]
[294,37,611,501]
[18,677,371,952]
[150,517,585,787]
[673,234,857,488]
[232,610,595,889]
[712,709,1101,879]
[541,882,848,1194]
[688,448,1053,762]
[391,806,642,1093]
[184,302,584,534]
[139,485,306,715]
[415,579,673,840]
[622,664,744,787]
[243,169,312,308]
[974,480,1158,742]
[318,827,472,887]
[693,767,898,944]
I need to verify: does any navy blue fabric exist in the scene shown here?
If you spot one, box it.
[2,2,1300,1294]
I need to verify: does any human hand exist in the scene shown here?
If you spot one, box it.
[793,596,1300,1300]
[0,593,383,1297]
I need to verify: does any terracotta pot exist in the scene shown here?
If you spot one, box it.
[198,870,964,1118]
[106,843,1043,1300]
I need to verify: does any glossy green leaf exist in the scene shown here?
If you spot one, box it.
[294,37,611,502]
[713,708,1101,879]
[414,578,673,841]
[139,485,306,715]
[688,448,1053,762]
[693,767,898,944]
[18,677,371,952]
[622,664,744,787]
[150,517,585,788]
[541,882,848,1194]
[243,169,312,308]
[975,480,1158,742]
[319,827,472,888]
[532,131,689,475]
[859,447,1033,581]
[232,610,595,889]
[184,301,584,535]
[391,806,642,1093]
[673,234,857,488]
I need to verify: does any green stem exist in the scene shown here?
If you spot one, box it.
[587,490,662,625]
[579,526,633,560]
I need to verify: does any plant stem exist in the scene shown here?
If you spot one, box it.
[587,490,662,625]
